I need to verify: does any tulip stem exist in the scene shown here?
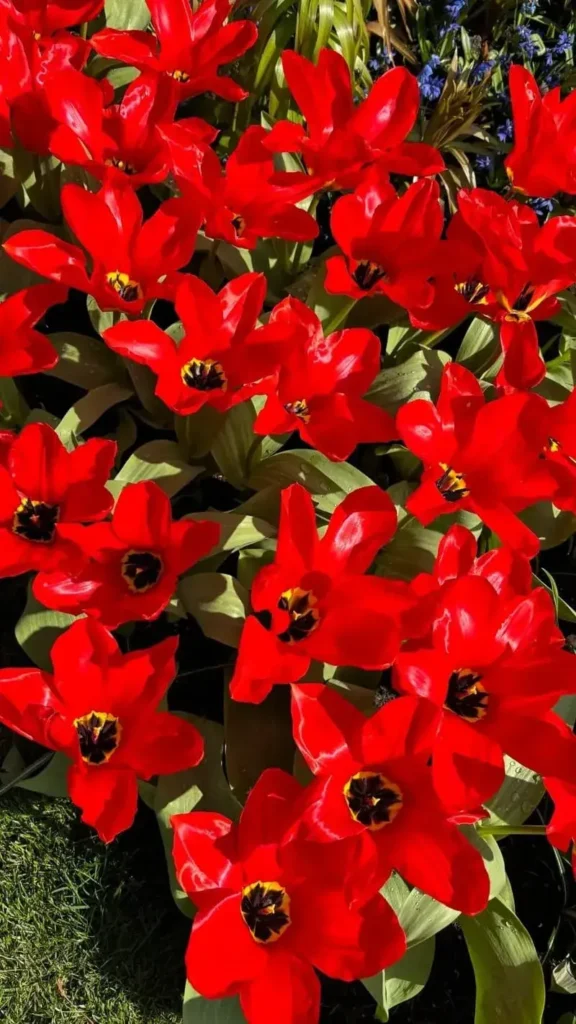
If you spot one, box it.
[0,750,52,799]
[477,824,547,837]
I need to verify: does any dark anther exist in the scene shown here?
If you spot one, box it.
[352,260,387,291]
[277,587,319,644]
[74,711,121,765]
[181,358,227,392]
[436,463,470,503]
[241,881,291,943]
[121,551,164,592]
[344,771,403,830]
[13,499,59,543]
[445,668,488,722]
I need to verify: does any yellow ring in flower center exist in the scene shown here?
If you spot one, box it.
[240,881,291,943]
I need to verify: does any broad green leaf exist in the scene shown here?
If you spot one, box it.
[56,382,133,448]
[247,449,374,515]
[0,148,18,208]
[104,0,150,29]
[385,936,435,1009]
[224,684,294,802]
[183,981,244,1023]
[210,398,285,490]
[178,574,249,647]
[460,897,545,1024]
[519,501,576,550]
[87,295,120,336]
[184,512,276,553]
[367,349,450,414]
[486,756,544,828]
[457,318,498,372]
[15,586,77,670]
[108,440,202,499]
[398,889,461,948]
[0,376,29,428]
[551,957,576,995]
[557,1014,576,1024]
[18,752,70,798]
[464,827,507,899]
[154,715,241,916]
[236,546,276,590]
[45,332,127,389]
[175,404,226,459]
[123,359,173,426]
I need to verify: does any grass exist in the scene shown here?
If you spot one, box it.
[0,790,190,1024]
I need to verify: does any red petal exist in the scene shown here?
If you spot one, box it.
[240,953,320,1024]
[319,485,397,575]
[68,763,138,842]
[186,892,269,998]
[291,683,364,775]
[172,811,241,899]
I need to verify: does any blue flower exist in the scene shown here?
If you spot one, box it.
[419,56,445,102]
[515,24,538,58]
[553,32,574,55]
[496,118,513,142]
[470,59,494,83]
[445,0,466,18]
[520,1,538,13]
[475,154,492,172]
[529,197,554,220]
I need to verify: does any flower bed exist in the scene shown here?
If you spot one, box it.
[0,1,576,1023]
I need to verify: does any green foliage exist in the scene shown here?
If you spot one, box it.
[460,897,546,1024]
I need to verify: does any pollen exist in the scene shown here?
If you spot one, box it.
[240,881,291,943]
[181,358,228,392]
[74,711,122,765]
[106,272,143,303]
[277,587,320,643]
[284,399,310,423]
[121,550,164,592]
[455,279,490,304]
[343,771,403,830]
[168,69,190,82]
[435,463,470,503]
[444,669,489,722]
[12,498,59,543]
[352,260,387,291]
[105,157,136,175]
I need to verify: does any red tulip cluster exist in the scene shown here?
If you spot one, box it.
[0,1,576,1021]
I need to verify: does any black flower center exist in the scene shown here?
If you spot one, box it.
[106,271,143,302]
[352,260,387,291]
[231,214,246,235]
[74,711,121,765]
[121,550,164,592]
[445,668,488,722]
[284,399,310,423]
[241,881,291,944]
[168,68,190,82]
[13,498,59,543]
[455,279,490,304]
[436,462,470,503]
[277,587,319,643]
[181,358,227,392]
[343,771,403,830]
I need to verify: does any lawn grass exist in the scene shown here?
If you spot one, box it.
[0,790,190,1024]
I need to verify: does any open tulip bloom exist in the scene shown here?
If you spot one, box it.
[230,482,413,703]
[0,617,203,841]
[172,768,406,1024]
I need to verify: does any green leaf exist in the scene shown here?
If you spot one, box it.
[551,958,576,995]
[184,512,276,554]
[247,449,374,515]
[108,440,202,499]
[460,897,545,1024]
[397,889,461,948]
[519,501,576,551]
[86,295,120,336]
[236,546,276,590]
[18,752,70,799]
[456,318,498,372]
[183,981,244,1023]
[210,398,285,490]
[486,756,544,828]
[386,937,436,1010]
[56,382,133,448]
[104,0,150,29]
[154,715,240,917]
[175,404,226,459]
[0,148,18,208]
[45,332,127,389]
[15,586,77,670]
[224,685,295,803]
[366,349,450,414]
[464,828,507,899]
[0,376,29,428]
[178,574,249,647]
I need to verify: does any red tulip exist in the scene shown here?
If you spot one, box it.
[172,768,406,1024]
[33,480,220,629]
[0,283,68,376]
[0,617,203,841]
[505,65,576,198]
